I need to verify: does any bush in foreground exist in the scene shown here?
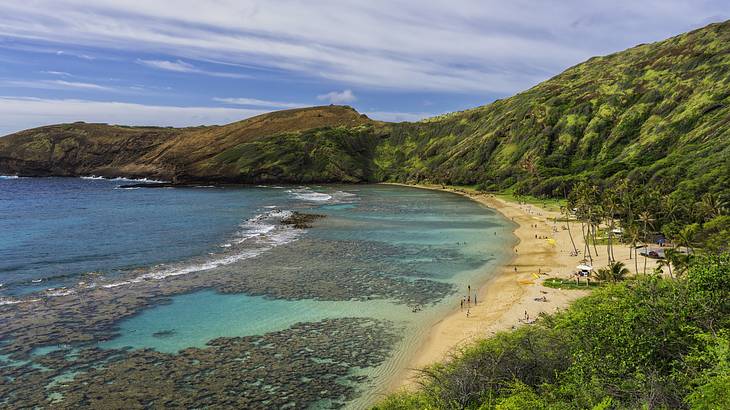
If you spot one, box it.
[376,254,730,409]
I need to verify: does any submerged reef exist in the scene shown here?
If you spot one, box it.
[0,318,400,409]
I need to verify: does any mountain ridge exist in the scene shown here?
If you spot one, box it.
[1,20,729,198]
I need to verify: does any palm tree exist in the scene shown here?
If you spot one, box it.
[561,205,579,255]
[664,248,694,277]
[571,182,594,264]
[596,261,631,283]
[656,256,673,279]
[624,223,641,275]
[699,192,727,219]
[603,187,619,264]
[638,210,655,275]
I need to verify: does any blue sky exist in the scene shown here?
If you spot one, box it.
[0,1,728,135]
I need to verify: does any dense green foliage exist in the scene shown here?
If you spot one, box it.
[380,21,730,204]
[561,180,728,273]
[377,255,730,409]
[204,125,384,183]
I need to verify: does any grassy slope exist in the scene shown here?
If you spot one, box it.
[379,21,730,201]
[0,21,728,196]
[0,105,377,181]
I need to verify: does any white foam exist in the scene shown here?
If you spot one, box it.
[14,209,303,297]
[0,175,20,179]
[45,288,75,297]
[0,297,41,305]
[288,188,332,202]
[287,187,358,204]
[100,210,301,289]
[81,175,168,183]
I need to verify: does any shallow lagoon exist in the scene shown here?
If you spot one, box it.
[0,179,515,408]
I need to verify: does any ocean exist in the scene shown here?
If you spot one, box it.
[0,176,516,408]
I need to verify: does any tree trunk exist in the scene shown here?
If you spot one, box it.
[566,215,578,254]
[591,224,599,257]
[582,223,592,264]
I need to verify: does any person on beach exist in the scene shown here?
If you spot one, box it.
[474,293,477,305]
[460,298,464,310]
[467,294,471,306]
[466,308,470,318]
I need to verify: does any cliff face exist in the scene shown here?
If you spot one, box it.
[1,21,729,197]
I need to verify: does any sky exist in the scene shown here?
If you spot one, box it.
[0,1,728,135]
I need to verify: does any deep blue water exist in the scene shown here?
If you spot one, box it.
[0,176,516,407]
[0,177,303,291]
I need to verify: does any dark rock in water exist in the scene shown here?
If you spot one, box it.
[152,329,176,338]
[280,212,325,229]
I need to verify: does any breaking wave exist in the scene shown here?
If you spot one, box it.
[287,187,358,204]
[80,176,168,183]
[99,209,299,288]
[0,210,302,303]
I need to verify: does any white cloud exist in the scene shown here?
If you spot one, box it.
[363,110,433,123]
[213,97,306,109]
[138,59,196,73]
[0,1,725,94]
[0,79,115,91]
[0,96,268,136]
[0,96,439,136]
[137,59,250,79]
[317,90,356,104]
[41,71,73,76]
[56,50,94,60]
[0,1,726,95]
[49,80,112,90]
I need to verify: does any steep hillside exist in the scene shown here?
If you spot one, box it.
[381,20,730,199]
[0,105,377,182]
[1,21,729,197]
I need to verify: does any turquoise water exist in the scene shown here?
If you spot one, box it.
[0,178,516,408]
[101,290,414,353]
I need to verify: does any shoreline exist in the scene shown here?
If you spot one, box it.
[382,183,591,391]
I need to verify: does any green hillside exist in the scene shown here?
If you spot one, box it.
[1,21,728,196]
[380,20,730,200]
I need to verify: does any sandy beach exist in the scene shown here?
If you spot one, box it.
[387,184,594,390]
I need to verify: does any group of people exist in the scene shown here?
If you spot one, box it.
[460,284,477,317]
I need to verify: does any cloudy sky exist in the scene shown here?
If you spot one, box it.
[0,1,727,135]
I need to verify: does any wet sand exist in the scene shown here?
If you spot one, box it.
[384,184,592,390]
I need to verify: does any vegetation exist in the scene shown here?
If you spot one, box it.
[0,19,727,410]
[543,278,601,290]
[376,254,730,409]
[2,22,729,199]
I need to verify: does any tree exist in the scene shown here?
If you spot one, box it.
[656,256,674,279]
[596,261,631,283]
[561,205,579,256]
[638,210,655,275]
[699,192,727,219]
